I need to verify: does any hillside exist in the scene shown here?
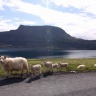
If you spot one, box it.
[0,25,96,49]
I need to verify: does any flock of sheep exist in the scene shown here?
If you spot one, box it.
[0,55,96,78]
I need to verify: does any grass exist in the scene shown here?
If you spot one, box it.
[0,58,96,77]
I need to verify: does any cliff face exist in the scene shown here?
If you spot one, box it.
[0,25,96,49]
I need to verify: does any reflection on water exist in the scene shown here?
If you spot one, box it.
[0,48,96,58]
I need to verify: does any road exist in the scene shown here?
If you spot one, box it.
[0,72,96,96]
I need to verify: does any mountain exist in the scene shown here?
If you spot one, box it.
[0,25,96,50]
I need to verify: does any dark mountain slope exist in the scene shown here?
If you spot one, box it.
[0,25,96,49]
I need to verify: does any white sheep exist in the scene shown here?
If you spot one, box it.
[58,62,68,68]
[77,64,85,69]
[0,55,29,78]
[43,61,53,72]
[52,63,59,71]
[43,61,52,68]
[94,64,96,67]
[30,64,42,77]
[58,62,69,71]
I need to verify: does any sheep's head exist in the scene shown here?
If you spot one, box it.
[43,61,48,64]
[58,62,61,65]
[0,55,7,64]
[43,61,46,63]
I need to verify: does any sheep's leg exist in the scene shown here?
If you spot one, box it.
[59,68,61,72]
[36,71,40,76]
[58,67,60,72]
[21,70,23,77]
[57,67,59,72]
[61,67,63,71]
[45,67,47,72]
[45,67,48,72]
[39,69,41,76]
[33,72,35,77]
[38,69,41,75]
[48,67,50,72]
[41,68,43,74]
[66,66,69,71]
[51,67,53,73]
[32,71,35,77]
[34,71,38,77]
[6,71,10,79]
[39,71,41,76]
[52,68,53,73]
[26,69,29,76]
[34,72,36,77]
[48,67,51,72]
[10,70,12,75]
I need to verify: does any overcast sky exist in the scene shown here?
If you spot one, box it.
[0,0,96,40]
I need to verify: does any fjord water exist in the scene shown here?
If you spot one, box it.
[0,48,96,59]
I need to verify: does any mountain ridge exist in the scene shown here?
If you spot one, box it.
[0,25,96,50]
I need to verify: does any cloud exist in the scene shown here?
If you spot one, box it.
[50,0,96,14]
[0,16,17,31]
[0,16,37,31]
[0,0,5,10]
[15,20,37,25]
[0,0,96,40]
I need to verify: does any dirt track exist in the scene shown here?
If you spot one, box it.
[0,72,96,96]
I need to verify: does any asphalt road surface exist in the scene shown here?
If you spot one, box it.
[0,72,96,96]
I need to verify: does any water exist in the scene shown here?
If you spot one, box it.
[0,48,96,59]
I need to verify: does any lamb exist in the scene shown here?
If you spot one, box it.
[0,55,29,78]
[43,61,52,68]
[30,64,42,77]
[52,63,59,71]
[58,62,69,71]
[77,64,85,69]
[43,61,53,72]
[58,62,68,68]
[94,64,96,67]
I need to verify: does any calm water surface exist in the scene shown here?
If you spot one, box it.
[0,48,96,59]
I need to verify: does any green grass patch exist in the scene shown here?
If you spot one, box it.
[0,58,96,77]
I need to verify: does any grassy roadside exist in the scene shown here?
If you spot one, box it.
[0,58,96,77]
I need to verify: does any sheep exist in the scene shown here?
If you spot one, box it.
[52,63,59,72]
[43,61,52,68]
[43,61,53,72]
[0,55,29,78]
[58,62,68,67]
[77,64,85,69]
[58,62,69,71]
[30,64,42,77]
[94,64,96,67]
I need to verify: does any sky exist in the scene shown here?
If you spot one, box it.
[0,0,96,40]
